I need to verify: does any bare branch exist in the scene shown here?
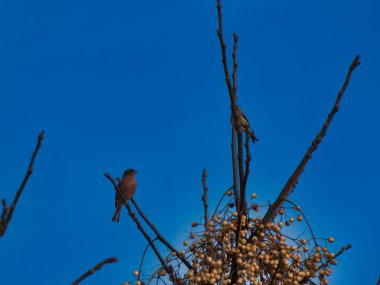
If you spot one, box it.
[237,133,245,190]
[231,127,240,210]
[201,169,209,230]
[232,33,239,99]
[262,55,360,225]
[71,257,117,285]
[241,134,252,213]
[130,198,194,271]
[0,131,44,237]
[216,0,235,105]
[138,239,158,282]
[1,200,7,221]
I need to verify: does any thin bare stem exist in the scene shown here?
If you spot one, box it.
[284,199,318,247]
[241,134,252,213]
[300,244,352,284]
[71,257,117,285]
[231,127,240,210]
[262,55,360,225]
[0,131,44,237]
[201,169,209,230]
[138,239,158,281]
[216,0,235,105]
[232,33,239,98]
[130,198,194,271]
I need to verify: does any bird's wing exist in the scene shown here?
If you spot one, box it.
[240,111,251,128]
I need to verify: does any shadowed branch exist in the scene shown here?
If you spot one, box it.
[0,131,44,237]
[71,257,117,285]
[261,55,360,225]
[201,169,209,230]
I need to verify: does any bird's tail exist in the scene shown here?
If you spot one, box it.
[112,207,121,222]
[248,130,259,143]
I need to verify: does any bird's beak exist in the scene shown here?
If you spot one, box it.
[135,170,139,173]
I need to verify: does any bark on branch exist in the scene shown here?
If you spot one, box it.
[0,131,44,237]
[71,257,117,285]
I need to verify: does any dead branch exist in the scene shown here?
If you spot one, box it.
[0,131,44,237]
[130,198,194,271]
[231,128,240,209]
[201,169,209,230]
[216,0,235,105]
[241,134,252,213]
[232,33,239,97]
[262,55,360,225]
[71,257,117,285]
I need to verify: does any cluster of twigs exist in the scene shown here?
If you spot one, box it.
[101,0,360,284]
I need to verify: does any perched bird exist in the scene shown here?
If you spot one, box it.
[230,105,259,143]
[112,169,138,222]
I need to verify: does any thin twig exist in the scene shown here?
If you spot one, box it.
[231,127,240,210]
[71,257,117,285]
[211,186,233,219]
[237,133,245,190]
[284,199,318,247]
[241,134,252,213]
[216,0,235,105]
[0,131,44,237]
[138,239,158,282]
[232,33,239,99]
[300,244,352,284]
[104,174,179,284]
[201,169,209,230]
[147,267,164,285]
[130,198,194,271]
[261,55,360,225]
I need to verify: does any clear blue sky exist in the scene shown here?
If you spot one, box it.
[0,0,379,284]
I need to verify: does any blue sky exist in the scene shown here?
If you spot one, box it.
[0,0,379,284]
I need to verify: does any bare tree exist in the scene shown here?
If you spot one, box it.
[103,1,361,285]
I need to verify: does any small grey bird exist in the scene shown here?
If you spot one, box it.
[112,169,138,222]
[230,106,258,143]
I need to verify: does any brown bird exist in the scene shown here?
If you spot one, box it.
[230,105,259,143]
[112,169,138,222]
